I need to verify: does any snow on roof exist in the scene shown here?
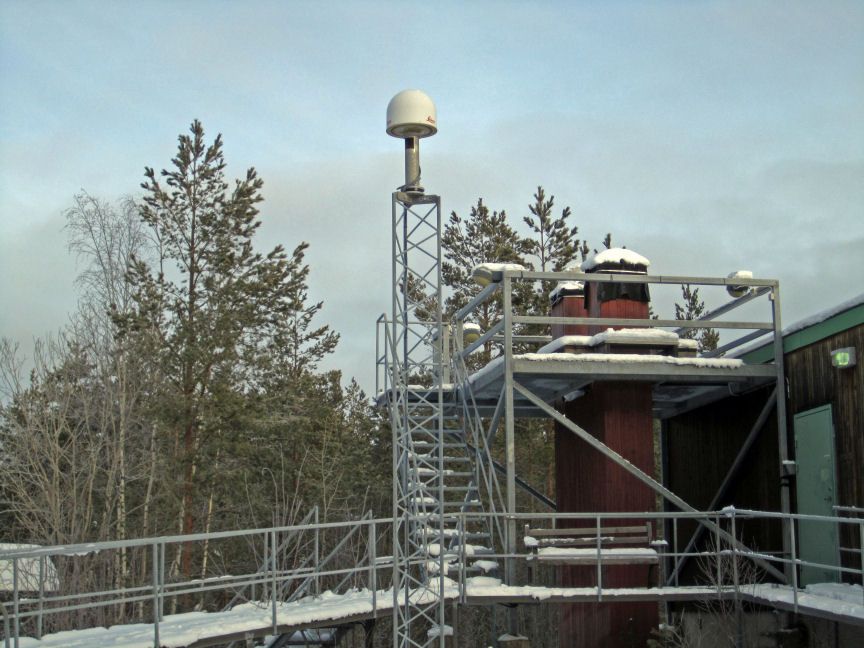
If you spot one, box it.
[538,329,680,354]
[582,248,650,272]
[517,352,744,369]
[472,262,528,286]
[537,335,593,353]
[472,262,526,274]
[1,544,60,592]
[780,291,864,337]
[466,347,744,388]
[591,328,679,345]
[732,291,864,358]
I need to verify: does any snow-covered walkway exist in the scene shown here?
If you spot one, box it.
[13,579,863,647]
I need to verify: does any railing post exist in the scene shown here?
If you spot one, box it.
[2,598,11,648]
[731,511,740,594]
[859,521,864,606]
[12,557,19,648]
[673,517,679,587]
[596,515,602,601]
[715,516,722,598]
[789,516,799,614]
[369,520,377,614]
[159,541,165,620]
[37,555,45,639]
[151,542,160,648]
[731,511,743,648]
[459,514,466,603]
[314,507,320,596]
[271,528,278,634]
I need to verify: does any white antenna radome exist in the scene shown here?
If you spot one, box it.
[387,89,437,193]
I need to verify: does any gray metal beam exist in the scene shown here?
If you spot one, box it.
[499,269,777,289]
[512,380,787,583]
[513,315,774,330]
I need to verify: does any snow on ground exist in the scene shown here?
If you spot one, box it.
[16,588,390,648]
[748,582,864,621]
[0,544,59,592]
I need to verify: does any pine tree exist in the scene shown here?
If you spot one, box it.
[118,120,308,576]
[442,198,530,366]
[674,284,720,352]
[522,186,580,273]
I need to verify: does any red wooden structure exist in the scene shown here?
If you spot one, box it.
[554,251,658,647]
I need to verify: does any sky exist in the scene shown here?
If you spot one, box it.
[1,0,862,393]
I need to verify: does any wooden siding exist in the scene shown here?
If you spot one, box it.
[664,323,863,580]
[550,294,589,338]
[784,325,864,575]
[664,388,782,582]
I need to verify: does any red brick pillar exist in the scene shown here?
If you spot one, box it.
[550,280,588,339]
[554,249,657,648]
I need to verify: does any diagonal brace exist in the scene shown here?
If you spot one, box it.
[512,380,786,583]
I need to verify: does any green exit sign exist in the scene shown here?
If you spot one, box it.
[830,347,857,369]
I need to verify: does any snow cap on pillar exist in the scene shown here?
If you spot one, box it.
[583,247,651,306]
[582,248,650,274]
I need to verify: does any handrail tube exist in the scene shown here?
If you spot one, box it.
[512,315,774,330]
[460,321,504,358]
[703,330,770,358]
[497,269,777,288]
[452,283,500,322]
[673,287,772,333]
[0,517,391,561]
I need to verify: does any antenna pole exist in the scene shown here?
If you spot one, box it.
[404,137,422,192]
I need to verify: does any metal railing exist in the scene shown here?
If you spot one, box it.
[3,508,863,646]
[1,514,394,648]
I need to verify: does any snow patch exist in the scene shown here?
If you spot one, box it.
[582,248,650,272]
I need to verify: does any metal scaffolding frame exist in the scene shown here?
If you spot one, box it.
[443,268,793,590]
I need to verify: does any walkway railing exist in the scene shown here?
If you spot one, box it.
[3,508,862,646]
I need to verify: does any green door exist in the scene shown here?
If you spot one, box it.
[793,405,839,585]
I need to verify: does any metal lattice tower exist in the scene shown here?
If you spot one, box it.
[388,190,449,647]
[384,90,451,647]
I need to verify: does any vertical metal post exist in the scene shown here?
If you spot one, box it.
[715,516,722,598]
[502,274,519,636]
[502,275,516,582]
[789,516,799,614]
[159,541,165,620]
[673,517,679,587]
[151,543,160,648]
[859,521,864,605]
[369,521,377,613]
[314,508,320,596]
[12,558,19,648]
[596,516,603,601]
[271,529,278,634]
[731,511,743,648]
[771,283,793,580]
[37,555,45,638]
